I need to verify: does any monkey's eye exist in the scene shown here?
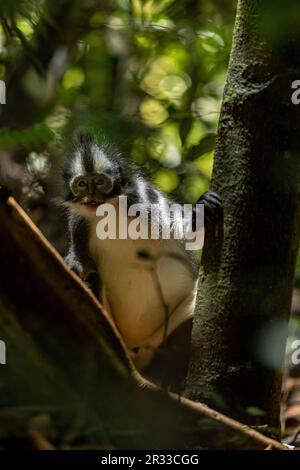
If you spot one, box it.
[93,174,113,193]
[95,178,105,187]
[77,179,87,188]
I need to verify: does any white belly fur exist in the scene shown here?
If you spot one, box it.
[88,214,198,367]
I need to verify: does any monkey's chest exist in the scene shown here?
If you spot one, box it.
[89,232,195,348]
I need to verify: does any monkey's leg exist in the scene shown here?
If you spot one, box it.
[144,318,193,392]
[130,289,196,371]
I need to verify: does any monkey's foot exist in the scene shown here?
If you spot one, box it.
[84,272,101,299]
[130,346,156,371]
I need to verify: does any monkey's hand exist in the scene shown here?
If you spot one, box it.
[196,190,222,224]
[65,252,101,299]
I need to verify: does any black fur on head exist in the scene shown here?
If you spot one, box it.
[62,132,138,204]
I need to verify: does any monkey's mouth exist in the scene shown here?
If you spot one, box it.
[80,199,105,207]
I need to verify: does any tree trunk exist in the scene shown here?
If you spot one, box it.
[186,0,300,430]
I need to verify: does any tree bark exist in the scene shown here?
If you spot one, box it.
[186,0,300,430]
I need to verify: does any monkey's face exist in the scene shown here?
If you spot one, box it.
[69,172,117,215]
[63,133,125,216]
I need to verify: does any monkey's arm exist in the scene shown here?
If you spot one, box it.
[65,211,100,297]
[197,190,222,223]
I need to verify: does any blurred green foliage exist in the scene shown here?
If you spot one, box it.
[0,0,236,213]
